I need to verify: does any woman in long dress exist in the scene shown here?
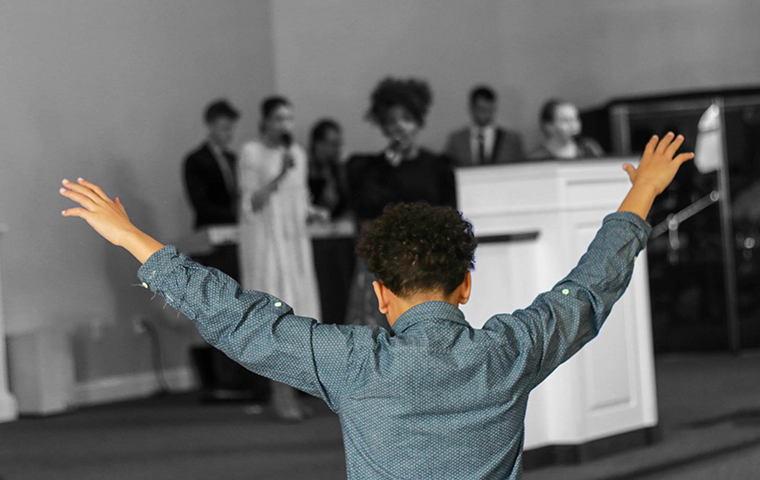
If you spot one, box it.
[238,96,320,421]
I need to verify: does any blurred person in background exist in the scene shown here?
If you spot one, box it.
[529,98,604,160]
[345,77,457,329]
[238,96,321,421]
[308,118,349,220]
[184,99,263,403]
[183,99,240,279]
[445,84,525,166]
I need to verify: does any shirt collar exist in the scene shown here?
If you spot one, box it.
[471,124,495,136]
[391,301,470,334]
[207,141,226,157]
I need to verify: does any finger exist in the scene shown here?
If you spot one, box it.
[59,186,98,210]
[655,132,675,154]
[115,197,130,219]
[114,197,127,215]
[62,179,105,206]
[77,177,112,203]
[61,207,91,219]
[674,152,695,165]
[644,135,659,155]
[664,135,685,158]
[622,163,637,182]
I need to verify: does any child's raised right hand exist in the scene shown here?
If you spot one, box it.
[617,133,694,220]
[622,132,694,195]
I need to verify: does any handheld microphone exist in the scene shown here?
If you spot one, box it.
[280,132,295,173]
[385,138,402,164]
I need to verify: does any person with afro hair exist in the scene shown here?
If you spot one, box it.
[345,76,457,329]
[61,131,692,478]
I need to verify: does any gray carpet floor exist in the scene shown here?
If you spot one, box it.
[0,394,346,480]
[3,353,760,479]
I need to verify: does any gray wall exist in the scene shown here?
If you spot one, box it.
[0,1,275,389]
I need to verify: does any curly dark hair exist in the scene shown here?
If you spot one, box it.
[356,202,477,298]
[365,77,433,127]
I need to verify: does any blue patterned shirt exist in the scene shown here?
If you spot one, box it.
[137,211,650,479]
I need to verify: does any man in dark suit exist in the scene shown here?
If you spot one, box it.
[444,85,525,167]
[184,100,264,402]
[184,99,240,277]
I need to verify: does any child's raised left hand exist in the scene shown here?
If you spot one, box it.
[60,178,137,246]
[60,178,164,263]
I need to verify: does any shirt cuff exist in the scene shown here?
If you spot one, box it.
[602,211,652,245]
[137,245,182,290]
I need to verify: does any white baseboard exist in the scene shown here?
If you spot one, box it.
[0,391,18,422]
[73,366,197,407]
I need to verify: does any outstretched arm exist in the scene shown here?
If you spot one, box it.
[60,176,356,410]
[60,178,164,263]
[505,133,692,384]
[618,132,694,219]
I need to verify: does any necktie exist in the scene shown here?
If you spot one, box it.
[212,147,236,197]
[477,131,486,165]
[222,151,237,197]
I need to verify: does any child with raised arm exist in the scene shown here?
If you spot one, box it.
[61,133,692,479]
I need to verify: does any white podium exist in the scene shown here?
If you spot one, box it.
[456,159,657,456]
[0,224,19,422]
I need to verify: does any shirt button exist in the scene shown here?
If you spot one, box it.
[561,288,570,295]
[274,302,282,307]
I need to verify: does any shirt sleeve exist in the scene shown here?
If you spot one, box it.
[508,211,651,386]
[137,246,357,412]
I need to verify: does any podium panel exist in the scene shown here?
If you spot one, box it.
[456,160,657,453]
